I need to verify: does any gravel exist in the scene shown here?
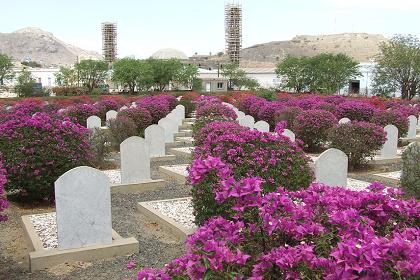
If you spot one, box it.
[102,169,121,184]
[146,198,195,229]
[160,164,189,177]
[28,213,58,250]
[374,171,402,180]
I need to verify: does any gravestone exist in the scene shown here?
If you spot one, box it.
[241,115,255,129]
[176,105,185,120]
[87,116,101,129]
[254,120,270,132]
[106,110,118,122]
[339,118,351,124]
[120,105,128,111]
[236,111,245,120]
[55,166,112,250]
[145,125,165,157]
[121,136,150,184]
[380,125,398,158]
[282,129,296,142]
[158,118,176,143]
[315,148,348,187]
[407,115,417,138]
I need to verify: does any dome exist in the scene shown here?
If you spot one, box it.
[151,48,188,60]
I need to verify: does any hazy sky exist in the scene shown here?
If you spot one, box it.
[1,0,419,58]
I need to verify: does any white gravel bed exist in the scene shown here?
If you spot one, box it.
[102,169,121,184]
[175,137,194,142]
[161,164,189,177]
[172,147,194,154]
[374,171,402,181]
[146,198,195,229]
[346,178,371,191]
[28,212,58,250]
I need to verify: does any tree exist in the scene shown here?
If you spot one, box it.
[112,58,142,94]
[0,53,14,86]
[136,60,155,92]
[373,35,420,99]
[75,59,108,92]
[221,64,260,90]
[14,69,36,97]
[275,56,309,93]
[148,58,183,91]
[54,66,78,86]
[275,53,360,94]
[173,64,198,90]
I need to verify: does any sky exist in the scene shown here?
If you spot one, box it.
[1,0,420,58]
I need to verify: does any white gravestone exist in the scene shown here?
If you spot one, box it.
[407,115,417,138]
[55,166,112,250]
[282,129,296,142]
[176,105,185,120]
[172,109,183,126]
[87,115,101,129]
[241,115,255,129]
[145,125,165,157]
[315,148,348,187]
[236,111,245,120]
[339,118,351,124]
[106,110,118,122]
[380,125,398,158]
[121,136,151,184]
[158,118,176,143]
[254,121,270,132]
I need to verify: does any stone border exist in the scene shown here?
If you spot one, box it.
[169,148,192,158]
[151,154,177,162]
[21,214,139,272]
[111,179,166,194]
[158,165,188,184]
[369,155,401,165]
[174,137,194,144]
[401,136,420,143]
[137,198,196,241]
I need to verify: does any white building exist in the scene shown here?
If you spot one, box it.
[5,67,60,88]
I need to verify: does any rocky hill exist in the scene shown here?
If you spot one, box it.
[238,33,387,67]
[0,27,101,67]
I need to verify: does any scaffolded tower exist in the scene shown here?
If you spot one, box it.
[102,22,117,65]
[225,2,242,66]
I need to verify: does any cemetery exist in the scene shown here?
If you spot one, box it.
[0,92,419,279]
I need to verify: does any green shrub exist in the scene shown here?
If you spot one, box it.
[400,142,420,198]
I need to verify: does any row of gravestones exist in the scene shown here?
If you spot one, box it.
[86,105,186,144]
[52,105,187,252]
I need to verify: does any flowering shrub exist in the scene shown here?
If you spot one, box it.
[273,106,303,129]
[138,182,420,279]
[371,110,409,138]
[337,101,376,121]
[193,121,245,147]
[94,99,120,122]
[195,102,237,120]
[65,103,99,126]
[238,95,266,115]
[329,121,387,168]
[293,110,338,152]
[137,95,174,123]
[108,116,138,149]
[192,129,313,225]
[179,92,200,116]
[257,101,284,128]
[0,113,92,201]
[117,107,153,136]
[0,158,8,222]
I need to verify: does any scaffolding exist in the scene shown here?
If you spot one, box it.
[225,3,242,66]
[102,22,117,65]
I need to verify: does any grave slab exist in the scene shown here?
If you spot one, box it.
[103,169,165,193]
[159,164,189,184]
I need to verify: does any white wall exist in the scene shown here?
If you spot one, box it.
[5,68,59,88]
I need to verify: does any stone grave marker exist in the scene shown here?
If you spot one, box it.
[121,136,150,184]
[315,148,348,187]
[87,116,101,129]
[145,125,165,157]
[55,166,112,250]
[339,118,351,124]
[106,110,118,122]
[241,115,255,129]
[158,118,176,143]
[254,120,270,132]
[380,125,398,158]
[407,115,417,138]
[282,129,296,142]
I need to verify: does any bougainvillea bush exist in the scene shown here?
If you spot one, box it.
[65,103,100,126]
[329,121,387,169]
[195,102,237,120]
[138,179,420,279]
[137,95,173,124]
[0,158,8,222]
[273,106,303,130]
[93,99,120,122]
[371,110,409,138]
[117,107,153,137]
[193,121,245,147]
[336,101,376,121]
[0,113,92,201]
[293,109,338,152]
[192,128,313,225]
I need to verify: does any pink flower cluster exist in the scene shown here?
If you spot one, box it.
[0,158,8,222]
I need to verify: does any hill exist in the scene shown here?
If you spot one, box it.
[0,27,101,67]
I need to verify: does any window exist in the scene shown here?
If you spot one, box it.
[38,78,42,83]
[217,82,223,89]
